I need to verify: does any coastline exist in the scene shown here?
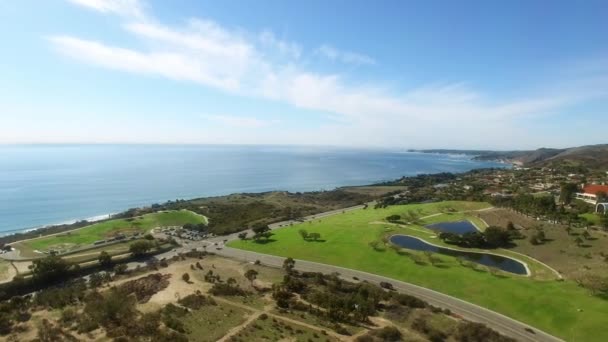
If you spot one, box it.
[0,149,507,241]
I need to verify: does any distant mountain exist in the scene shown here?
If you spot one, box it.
[413,144,608,169]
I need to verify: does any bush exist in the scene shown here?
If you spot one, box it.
[454,322,515,342]
[209,283,247,296]
[178,293,216,310]
[372,326,402,341]
[392,293,426,308]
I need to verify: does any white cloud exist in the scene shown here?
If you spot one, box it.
[67,0,143,17]
[315,44,376,65]
[47,0,607,148]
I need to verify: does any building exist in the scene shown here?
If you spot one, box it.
[575,184,608,206]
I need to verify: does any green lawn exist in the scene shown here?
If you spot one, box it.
[580,212,601,226]
[229,201,608,342]
[16,210,206,253]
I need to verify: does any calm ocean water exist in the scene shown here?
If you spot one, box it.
[0,145,504,234]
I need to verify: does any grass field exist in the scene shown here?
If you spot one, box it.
[0,260,10,282]
[581,212,602,226]
[230,315,338,342]
[229,201,608,342]
[14,210,205,256]
[182,301,251,342]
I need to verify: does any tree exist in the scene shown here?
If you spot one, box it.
[298,229,309,240]
[244,269,258,285]
[182,273,190,283]
[129,240,154,257]
[386,214,401,222]
[252,225,271,241]
[560,183,579,205]
[600,214,608,230]
[582,230,592,240]
[506,221,515,231]
[484,226,512,248]
[283,257,295,274]
[98,251,113,268]
[575,236,584,247]
[237,232,248,240]
[227,277,237,286]
[89,272,104,288]
[308,232,321,241]
[31,255,71,283]
[597,191,608,203]
[113,263,128,275]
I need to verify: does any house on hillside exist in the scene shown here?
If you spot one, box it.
[575,184,608,213]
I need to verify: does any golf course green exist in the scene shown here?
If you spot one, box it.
[229,201,608,341]
[14,210,206,255]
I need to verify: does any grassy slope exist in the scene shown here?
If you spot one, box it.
[580,212,601,225]
[20,210,206,251]
[228,201,608,342]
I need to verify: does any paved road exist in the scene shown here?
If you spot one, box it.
[214,247,562,342]
[135,204,562,342]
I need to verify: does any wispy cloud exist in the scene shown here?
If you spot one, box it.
[67,0,143,17]
[204,115,279,128]
[47,0,608,148]
[315,44,376,66]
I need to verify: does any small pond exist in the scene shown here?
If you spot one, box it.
[389,235,528,275]
[426,220,479,234]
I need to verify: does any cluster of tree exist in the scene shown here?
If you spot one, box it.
[497,194,557,218]
[378,172,457,188]
[575,273,608,297]
[129,240,156,257]
[252,224,273,241]
[298,229,321,241]
[209,278,248,296]
[355,326,402,342]
[182,222,207,232]
[438,226,516,248]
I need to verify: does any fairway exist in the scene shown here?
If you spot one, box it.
[14,210,206,256]
[229,201,608,342]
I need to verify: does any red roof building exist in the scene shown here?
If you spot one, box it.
[582,184,608,195]
[576,184,608,205]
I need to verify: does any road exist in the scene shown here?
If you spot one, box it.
[151,204,562,342]
[214,247,562,342]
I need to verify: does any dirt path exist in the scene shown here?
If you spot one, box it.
[216,311,262,342]
[213,295,348,341]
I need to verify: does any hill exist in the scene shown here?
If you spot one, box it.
[416,144,608,169]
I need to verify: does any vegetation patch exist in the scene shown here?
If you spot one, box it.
[229,201,608,341]
[227,315,337,342]
[14,210,204,255]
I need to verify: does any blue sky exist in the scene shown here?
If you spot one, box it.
[1,0,607,149]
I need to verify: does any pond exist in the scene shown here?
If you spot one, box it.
[389,235,528,275]
[426,220,479,234]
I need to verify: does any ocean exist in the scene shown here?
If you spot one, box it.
[0,145,505,234]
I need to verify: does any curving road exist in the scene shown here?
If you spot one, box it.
[157,204,562,342]
[214,247,562,342]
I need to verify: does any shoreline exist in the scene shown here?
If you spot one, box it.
[0,213,114,238]
[0,151,507,241]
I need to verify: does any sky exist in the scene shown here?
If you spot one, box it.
[1,0,607,149]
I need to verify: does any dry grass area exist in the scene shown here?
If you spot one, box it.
[480,208,608,278]
[3,253,515,342]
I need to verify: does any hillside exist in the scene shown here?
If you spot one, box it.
[425,144,608,169]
